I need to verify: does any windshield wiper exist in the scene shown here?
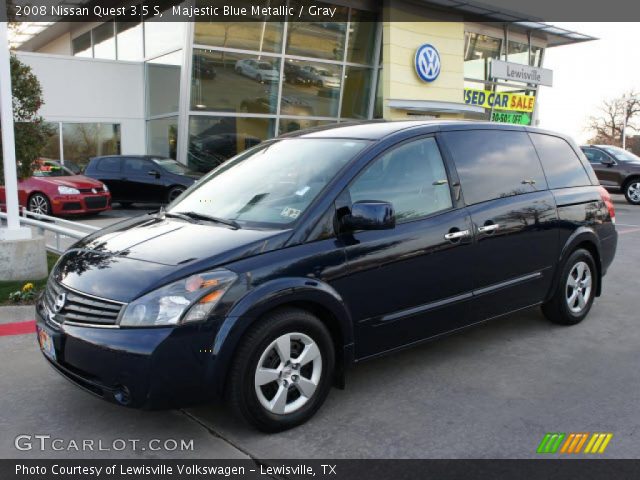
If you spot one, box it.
[163,211,197,223]
[175,211,241,229]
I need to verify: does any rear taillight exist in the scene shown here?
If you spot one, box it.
[599,186,615,224]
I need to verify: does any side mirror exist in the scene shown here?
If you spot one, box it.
[148,169,160,178]
[341,201,395,232]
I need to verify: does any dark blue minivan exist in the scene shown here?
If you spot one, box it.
[36,121,617,431]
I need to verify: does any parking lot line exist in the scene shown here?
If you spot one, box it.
[618,227,640,235]
[0,320,35,337]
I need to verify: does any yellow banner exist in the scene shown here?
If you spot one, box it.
[464,88,535,113]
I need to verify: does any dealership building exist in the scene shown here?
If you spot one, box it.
[11,0,594,171]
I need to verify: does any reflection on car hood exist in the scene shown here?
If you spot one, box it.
[56,215,291,302]
[34,175,104,189]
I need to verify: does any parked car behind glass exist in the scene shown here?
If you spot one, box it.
[36,122,616,433]
[84,155,201,207]
[580,144,640,204]
[234,59,280,83]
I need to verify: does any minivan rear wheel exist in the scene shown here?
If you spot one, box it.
[542,248,596,325]
[226,308,335,432]
[624,179,640,205]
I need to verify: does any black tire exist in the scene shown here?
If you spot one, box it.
[542,248,597,325]
[27,193,51,216]
[623,178,640,205]
[119,202,133,208]
[166,186,185,204]
[226,307,335,432]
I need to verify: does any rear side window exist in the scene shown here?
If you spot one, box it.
[529,134,591,189]
[442,130,547,205]
[97,157,120,172]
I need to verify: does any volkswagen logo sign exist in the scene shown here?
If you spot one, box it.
[415,44,441,83]
[92,188,97,194]
[52,292,66,313]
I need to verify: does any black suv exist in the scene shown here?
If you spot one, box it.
[36,122,617,432]
[84,155,201,207]
[580,144,640,204]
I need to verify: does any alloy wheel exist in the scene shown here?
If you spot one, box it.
[565,261,592,314]
[627,182,640,203]
[29,195,49,215]
[254,332,322,415]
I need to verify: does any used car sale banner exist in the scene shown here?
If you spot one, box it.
[464,88,535,112]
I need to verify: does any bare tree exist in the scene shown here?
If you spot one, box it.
[587,91,640,145]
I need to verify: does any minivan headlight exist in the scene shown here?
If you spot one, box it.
[119,269,237,327]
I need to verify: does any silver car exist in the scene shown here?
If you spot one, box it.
[235,59,280,83]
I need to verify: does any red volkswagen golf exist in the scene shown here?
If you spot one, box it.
[0,159,111,216]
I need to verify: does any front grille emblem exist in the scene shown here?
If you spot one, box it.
[52,293,66,313]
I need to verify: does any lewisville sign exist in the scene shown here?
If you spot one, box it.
[490,60,553,87]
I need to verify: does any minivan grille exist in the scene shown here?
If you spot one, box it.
[43,279,124,326]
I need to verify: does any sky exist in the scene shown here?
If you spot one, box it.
[536,22,640,143]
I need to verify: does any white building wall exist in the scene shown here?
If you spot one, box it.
[15,52,146,155]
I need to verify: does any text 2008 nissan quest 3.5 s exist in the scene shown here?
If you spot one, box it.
[36,121,617,432]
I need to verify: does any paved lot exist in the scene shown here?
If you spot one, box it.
[2,196,640,459]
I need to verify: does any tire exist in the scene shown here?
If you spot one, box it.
[257,75,263,83]
[119,202,133,208]
[623,179,640,205]
[542,248,597,325]
[28,193,51,215]
[166,186,185,204]
[226,307,335,432]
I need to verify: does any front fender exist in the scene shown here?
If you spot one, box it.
[207,277,354,395]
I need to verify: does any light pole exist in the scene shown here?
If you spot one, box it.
[621,94,640,151]
[0,19,30,240]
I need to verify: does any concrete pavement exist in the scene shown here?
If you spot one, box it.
[1,195,639,459]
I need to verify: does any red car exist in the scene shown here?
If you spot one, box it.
[0,159,111,216]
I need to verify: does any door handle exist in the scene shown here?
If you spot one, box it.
[444,229,470,241]
[478,223,500,233]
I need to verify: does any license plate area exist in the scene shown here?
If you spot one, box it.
[37,327,57,362]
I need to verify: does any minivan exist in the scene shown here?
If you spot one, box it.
[36,121,617,432]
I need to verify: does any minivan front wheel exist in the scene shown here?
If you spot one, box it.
[624,180,640,205]
[226,308,335,432]
[542,249,596,325]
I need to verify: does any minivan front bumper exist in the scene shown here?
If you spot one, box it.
[35,310,220,409]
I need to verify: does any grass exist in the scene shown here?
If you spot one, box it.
[0,252,59,305]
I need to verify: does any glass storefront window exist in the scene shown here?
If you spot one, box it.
[116,22,143,61]
[341,66,373,119]
[194,19,283,53]
[285,2,347,61]
[147,50,182,117]
[278,118,334,135]
[464,32,502,80]
[373,68,382,119]
[144,16,185,59]
[72,31,91,57]
[92,21,115,60]
[191,50,280,114]
[347,9,378,65]
[61,123,121,168]
[147,117,178,159]
[530,45,543,67]
[41,122,61,160]
[281,59,341,117]
[188,116,274,173]
[507,40,529,65]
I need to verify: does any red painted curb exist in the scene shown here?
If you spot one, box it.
[0,320,36,337]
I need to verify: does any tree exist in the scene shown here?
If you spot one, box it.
[0,55,52,184]
[586,91,640,146]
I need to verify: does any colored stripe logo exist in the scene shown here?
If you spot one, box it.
[537,433,613,454]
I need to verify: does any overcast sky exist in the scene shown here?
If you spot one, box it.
[536,22,640,143]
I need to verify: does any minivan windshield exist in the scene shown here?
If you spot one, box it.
[169,138,369,228]
[600,146,640,163]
